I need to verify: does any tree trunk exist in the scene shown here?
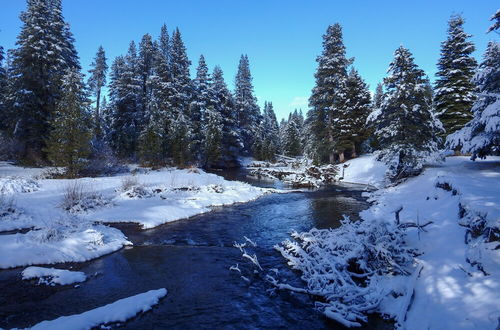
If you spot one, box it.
[329,151,335,164]
[95,88,101,138]
[351,142,357,158]
[338,152,345,163]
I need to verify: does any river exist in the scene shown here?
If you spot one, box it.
[0,169,381,329]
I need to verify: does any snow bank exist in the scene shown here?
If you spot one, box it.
[0,223,131,269]
[0,162,273,267]
[22,266,86,286]
[0,176,39,194]
[89,168,271,229]
[340,154,388,188]
[359,156,500,329]
[28,288,167,330]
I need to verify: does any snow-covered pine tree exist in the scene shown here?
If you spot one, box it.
[234,55,261,154]
[168,28,193,165]
[435,15,477,137]
[0,46,6,128]
[335,68,371,158]
[447,41,500,159]
[282,110,303,157]
[488,9,499,33]
[203,106,224,168]
[252,101,280,161]
[308,23,352,163]
[169,113,192,167]
[88,46,108,137]
[263,101,280,159]
[7,0,80,162]
[375,46,442,181]
[137,34,156,126]
[373,83,384,110]
[109,42,142,159]
[192,55,216,163]
[44,68,91,177]
[138,101,165,167]
[211,66,242,167]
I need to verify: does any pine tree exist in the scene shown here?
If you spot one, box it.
[435,15,477,137]
[137,34,156,124]
[203,107,223,168]
[44,68,91,177]
[488,10,500,33]
[0,46,7,130]
[373,83,384,109]
[338,68,371,158]
[169,28,193,165]
[192,55,216,163]
[211,66,242,167]
[7,0,80,161]
[109,42,141,158]
[169,113,192,167]
[234,55,260,154]
[308,23,352,163]
[138,102,165,167]
[375,46,442,181]
[88,46,108,137]
[447,41,500,159]
[282,110,303,157]
[253,101,280,161]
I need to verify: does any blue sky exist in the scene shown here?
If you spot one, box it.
[1,0,498,120]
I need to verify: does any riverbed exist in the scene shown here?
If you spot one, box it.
[0,170,374,329]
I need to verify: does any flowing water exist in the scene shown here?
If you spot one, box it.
[0,169,382,329]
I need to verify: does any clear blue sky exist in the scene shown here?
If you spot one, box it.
[1,0,498,120]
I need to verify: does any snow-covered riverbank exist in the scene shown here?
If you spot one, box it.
[278,154,500,329]
[0,162,273,268]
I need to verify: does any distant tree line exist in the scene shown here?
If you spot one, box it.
[0,1,498,180]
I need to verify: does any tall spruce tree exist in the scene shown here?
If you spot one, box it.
[7,0,80,161]
[253,101,280,161]
[308,23,352,163]
[168,28,193,165]
[373,83,384,109]
[0,46,6,130]
[375,46,442,181]
[88,46,108,137]
[234,55,260,154]
[282,110,303,157]
[192,55,216,163]
[211,66,242,167]
[447,41,500,159]
[203,106,224,168]
[44,68,91,177]
[109,42,141,158]
[137,34,156,123]
[435,15,477,137]
[339,68,372,158]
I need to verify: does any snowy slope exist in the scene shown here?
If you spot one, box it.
[340,154,388,188]
[359,156,500,329]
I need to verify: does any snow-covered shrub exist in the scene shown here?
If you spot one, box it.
[274,217,417,327]
[120,175,139,192]
[35,167,66,180]
[0,176,39,194]
[60,181,110,213]
[0,194,17,218]
[28,215,82,243]
[118,176,153,199]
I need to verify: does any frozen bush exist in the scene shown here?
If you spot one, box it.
[60,181,110,213]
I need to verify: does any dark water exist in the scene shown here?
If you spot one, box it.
[0,169,380,329]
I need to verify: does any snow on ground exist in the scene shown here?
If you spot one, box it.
[22,266,87,286]
[358,156,500,329]
[340,154,387,188]
[28,288,167,330]
[0,162,272,268]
